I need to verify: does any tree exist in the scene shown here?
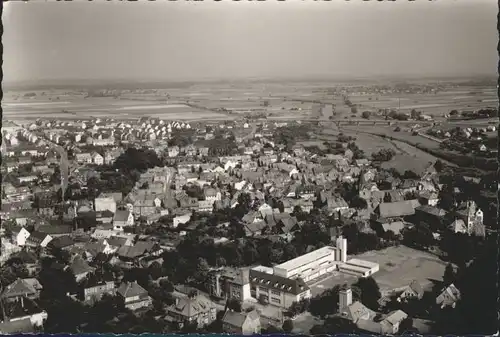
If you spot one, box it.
[361,111,371,119]
[402,170,419,179]
[226,298,242,312]
[351,106,358,114]
[350,196,367,209]
[282,319,294,333]
[410,109,421,120]
[443,263,456,285]
[399,317,414,333]
[434,159,444,173]
[371,149,396,162]
[193,257,210,284]
[353,276,381,310]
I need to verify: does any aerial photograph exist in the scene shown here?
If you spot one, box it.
[0,0,498,335]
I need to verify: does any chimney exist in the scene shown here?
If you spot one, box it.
[339,288,353,312]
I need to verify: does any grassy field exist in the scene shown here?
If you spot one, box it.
[355,246,447,293]
[343,125,442,150]
[340,128,403,156]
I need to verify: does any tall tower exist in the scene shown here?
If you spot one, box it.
[336,236,348,263]
[339,288,353,312]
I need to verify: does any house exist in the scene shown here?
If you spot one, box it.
[12,227,31,246]
[355,159,370,167]
[173,213,192,228]
[326,196,349,213]
[75,152,92,164]
[419,191,439,206]
[0,297,48,330]
[397,280,424,303]
[91,152,104,165]
[1,278,43,303]
[374,201,415,220]
[204,188,222,201]
[9,251,39,275]
[117,241,162,261]
[450,200,485,237]
[95,196,117,214]
[222,310,261,335]
[379,310,408,334]
[116,281,152,310]
[436,284,461,309]
[479,144,487,152]
[81,280,116,304]
[0,317,36,334]
[113,210,134,231]
[198,199,215,213]
[166,292,217,328]
[36,224,73,237]
[68,256,95,282]
[24,231,53,248]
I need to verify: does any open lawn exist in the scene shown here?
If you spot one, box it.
[340,128,402,156]
[353,246,447,293]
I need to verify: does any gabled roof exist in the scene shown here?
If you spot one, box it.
[376,201,415,219]
[37,224,73,235]
[11,250,38,264]
[0,318,34,334]
[222,310,253,328]
[69,256,94,275]
[344,301,374,323]
[49,235,75,249]
[168,293,215,318]
[249,269,309,295]
[1,278,40,299]
[408,280,424,298]
[114,210,131,222]
[383,310,408,326]
[415,205,447,217]
[117,281,148,298]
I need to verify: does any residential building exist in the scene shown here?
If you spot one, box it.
[167,292,217,328]
[116,281,152,311]
[1,278,43,303]
[222,310,261,335]
[436,284,461,309]
[113,210,134,231]
[397,280,424,303]
[82,280,116,304]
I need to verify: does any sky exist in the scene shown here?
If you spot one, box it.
[2,0,498,84]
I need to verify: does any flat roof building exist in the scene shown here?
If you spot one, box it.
[273,237,347,282]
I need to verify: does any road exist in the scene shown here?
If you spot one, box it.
[242,123,258,141]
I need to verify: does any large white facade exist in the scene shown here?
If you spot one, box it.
[272,236,379,283]
[273,236,348,282]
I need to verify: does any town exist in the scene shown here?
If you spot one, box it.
[1,108,496,334]
[2,0,497,334]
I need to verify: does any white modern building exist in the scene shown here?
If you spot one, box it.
[273,236,379,283]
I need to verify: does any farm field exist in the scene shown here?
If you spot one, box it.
[4,82,496,123]
[349,86,497,117]
[2,96,229,121]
